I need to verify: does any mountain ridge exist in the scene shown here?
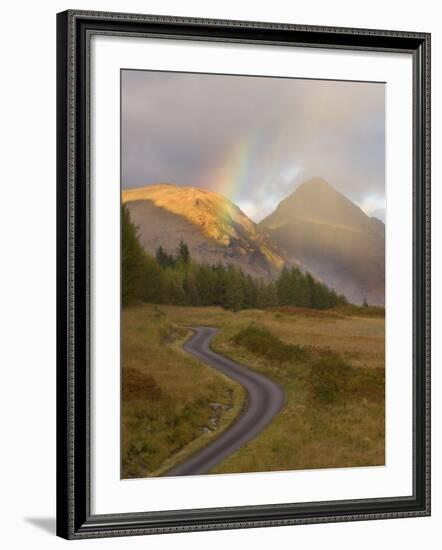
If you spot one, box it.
[259,177,385,305]
[122,183,290,280]
[123,179,385,305]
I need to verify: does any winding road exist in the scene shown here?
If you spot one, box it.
[164,327,285,476]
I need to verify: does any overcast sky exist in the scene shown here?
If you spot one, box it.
[122,70,385,222]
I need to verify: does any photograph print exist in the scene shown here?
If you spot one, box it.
[121,69,385,479]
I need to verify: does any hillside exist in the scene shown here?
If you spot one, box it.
[260,178,385,305]
[122,183,288,279]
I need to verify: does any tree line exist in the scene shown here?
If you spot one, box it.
[122,204,348,310]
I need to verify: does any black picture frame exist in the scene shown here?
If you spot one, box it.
[56,9,431,540]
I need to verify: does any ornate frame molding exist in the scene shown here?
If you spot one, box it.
[56,10,430,539]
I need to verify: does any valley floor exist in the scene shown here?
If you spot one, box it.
[122,303,385,478]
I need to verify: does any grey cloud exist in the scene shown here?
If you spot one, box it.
[122,69,385,222]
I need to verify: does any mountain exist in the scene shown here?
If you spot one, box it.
[259,177,385,305]
[122,183,288,280]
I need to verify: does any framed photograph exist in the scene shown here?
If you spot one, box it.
[56,10,431,539]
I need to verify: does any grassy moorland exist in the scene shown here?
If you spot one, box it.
[121,305,245,478]
[122,303,385,477]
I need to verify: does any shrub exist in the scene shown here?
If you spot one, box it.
[122,367,162,400]
[308,352,385,404]
[232,323,308,363]
[309,353,353,403]
[159,322,188,344]
[347,367,385,401]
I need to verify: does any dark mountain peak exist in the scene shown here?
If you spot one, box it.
[281,177,346,212]
[296,176,335,194]
[259,177,385,305]
[261,177,369,232]
[291,177,353,207]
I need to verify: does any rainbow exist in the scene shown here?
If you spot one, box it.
[202,129,294,221]
[205,136,255,205]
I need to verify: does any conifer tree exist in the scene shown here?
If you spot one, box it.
[183,264,200,305]
[122,204,148,306]
[177,240,190,265]
[276,267,293,305]
[156,246,176,268]
[140,254,164,304]
[224,265,245,311]
[242,274,257,309]
[213,263,228,307]
[266,281,278,308]
[195,265,215,305]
